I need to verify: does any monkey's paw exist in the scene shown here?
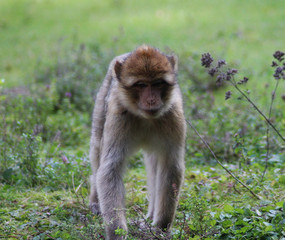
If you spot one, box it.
[90,203,101,215]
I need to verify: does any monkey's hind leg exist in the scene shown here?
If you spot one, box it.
[89,141,101,215]
[90,174,101,215]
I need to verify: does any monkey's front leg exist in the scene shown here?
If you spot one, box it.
[153,150,185,230]
[96,151,127,240]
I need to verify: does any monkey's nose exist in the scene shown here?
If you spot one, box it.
[147,98,156,106]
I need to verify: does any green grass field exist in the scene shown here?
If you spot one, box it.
[1,0,284,86]
[0,0,285,239]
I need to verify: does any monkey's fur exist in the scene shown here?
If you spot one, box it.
[89,45,186,240]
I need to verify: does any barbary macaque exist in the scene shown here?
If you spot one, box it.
[89,45,186,239]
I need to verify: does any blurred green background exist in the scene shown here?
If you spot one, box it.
[1,0,284,86]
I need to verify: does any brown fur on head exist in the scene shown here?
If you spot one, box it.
[113,45,179,119]
[114,45,178,87]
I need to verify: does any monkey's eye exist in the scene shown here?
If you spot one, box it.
[152,79,166,87]
[133,82,148,88]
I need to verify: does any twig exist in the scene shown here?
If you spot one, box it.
[0,235,23,239]
[233,184,242,195]
[72,173,89,210]
[186,119,261,200]
[261,79,280,181]
[130,206,166,240]
[178,211,187,240]
[231,81,285,143]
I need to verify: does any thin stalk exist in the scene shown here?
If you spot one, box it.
[186,119,261,200]
[261,79,280,181]
[231,81,285,143]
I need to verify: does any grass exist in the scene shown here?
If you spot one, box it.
[0,0,285,239]
[1,165,284,239]
[1,0,284,87]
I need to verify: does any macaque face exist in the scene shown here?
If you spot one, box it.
[128,78,173,117]
[115,46,177,118]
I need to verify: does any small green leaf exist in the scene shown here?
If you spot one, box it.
[210,220,216,226]
[222,219,233,228]
[224,204,234,213]
[279,219,285,225]
[246,178,254,185]
[275,201,284,208]
[235,219,248,226]
[189,224,196,230]
[256,209,262,216]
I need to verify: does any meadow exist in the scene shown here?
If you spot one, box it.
[0,0,284,239]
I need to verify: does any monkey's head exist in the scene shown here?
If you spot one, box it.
[114,45,178,119]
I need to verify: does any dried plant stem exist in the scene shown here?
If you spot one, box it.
[72,173,89,210]
[186,119,261,200]
[231,81,285,143]
[261,79,280,181]
[178,212,187,240]
[130,207,165,240]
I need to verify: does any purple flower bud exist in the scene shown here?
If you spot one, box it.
[208,67,217,77]
[238,77,249,84]
[273,50,285,62]
[226,72,232,81]
[276,67,283,73]
[65,92,72,98]
[216,72,226,85]
[217,60,226,68]
[273,66,284,79]
[201,53,214,68]
[225,91,232,100]
[273,74,280,80]
[62,155,69,164]
[271,61,278,67]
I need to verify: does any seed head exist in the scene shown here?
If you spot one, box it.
[225,91,232,100]
[208,67,217,76]
[217,59,226,68]
[271,61,278,67]
[273,66,284,80]
[226,68,238,81]
[273,50,285,62]
[237,77,249,85]
[216,72,226,86]
[228,68,238,75]
[201,53,213,68]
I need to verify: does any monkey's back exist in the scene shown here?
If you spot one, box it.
[90,53,130,149]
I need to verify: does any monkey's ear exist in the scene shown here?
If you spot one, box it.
[167,55,178,73]
[114,61,123,81]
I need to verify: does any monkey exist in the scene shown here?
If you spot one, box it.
[89,45,186,240]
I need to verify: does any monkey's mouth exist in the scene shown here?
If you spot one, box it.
[145,109,157,114]
[142,109,161,118]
